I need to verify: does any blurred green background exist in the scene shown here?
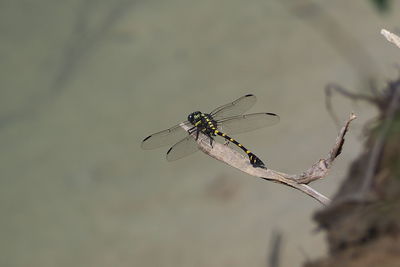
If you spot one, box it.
[1,0,399,266]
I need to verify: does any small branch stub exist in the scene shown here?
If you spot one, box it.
[181,113,357,206]
[381,29,400,49]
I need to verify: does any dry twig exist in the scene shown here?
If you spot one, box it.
[181,113,357,206]
[381,29,400,49]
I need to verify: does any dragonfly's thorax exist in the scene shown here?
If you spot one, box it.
[188,112,218,134]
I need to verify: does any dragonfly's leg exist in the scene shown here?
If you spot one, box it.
[195,129,200,140]
[188,127,196,134]
[203,131,214,147]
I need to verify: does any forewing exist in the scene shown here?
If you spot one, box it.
[141,121,192,150]
[166,136,199,161]
[217,113,279,135]
[210,94,257,120]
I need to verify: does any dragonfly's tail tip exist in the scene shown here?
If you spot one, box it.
[249,153,265,168]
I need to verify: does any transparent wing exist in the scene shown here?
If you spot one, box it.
[217,112,279,135]
[210,94,257,120]
[141,121,192,150]
[166,136,199,161]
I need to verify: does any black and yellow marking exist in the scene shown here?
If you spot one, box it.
[213,130,264,167]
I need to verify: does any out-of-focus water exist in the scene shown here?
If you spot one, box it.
[0,0,399,266]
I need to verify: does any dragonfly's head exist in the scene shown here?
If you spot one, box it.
[188,111,202,124]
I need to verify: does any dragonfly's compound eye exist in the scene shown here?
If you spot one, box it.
[188,113,194,122]
[188,112,201,123]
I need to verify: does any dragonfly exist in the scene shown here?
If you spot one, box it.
[141,94,279,168]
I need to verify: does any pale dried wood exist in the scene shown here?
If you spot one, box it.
[381,29,400,49]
